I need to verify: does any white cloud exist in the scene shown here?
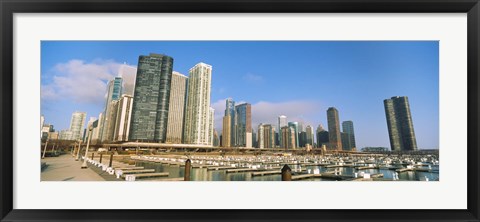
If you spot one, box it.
[243,73,264,83]
[41,59,124,105]
[211,98,323,133]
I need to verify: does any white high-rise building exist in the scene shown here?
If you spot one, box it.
[183,62,213,145]
[69,111,86,141]
[114,95,134,142]
[166,72,188,144]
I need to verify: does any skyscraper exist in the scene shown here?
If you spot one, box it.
[317,130,329,148]
[299,131,307,147]
[384,96,418,151]
[91,112,103,144]
[262,124,275,148]
[341,132,351,151]
[213,130,220,147]
[281,126,296,149]
[69,111,86,141]
[305,125,314,146]
[278,115,287,148]
[166,71,188,144]
[104,100,119,142]
[257,124,264,148]
[222,115,232,147]
[129,53,173,142]
[113,94,134,142]
[342,120,356,151]
[235,103,252,148]
[183,62,213,145]
[225,98,236,146]
[327,107,342,150]
[256,124,275,149]
[288,122,299,148]
[100,77,123,142]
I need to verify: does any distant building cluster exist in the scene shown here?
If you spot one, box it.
[40,53,419,152]
[221,98,252,148]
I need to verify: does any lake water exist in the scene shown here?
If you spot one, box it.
[136,161,439,181]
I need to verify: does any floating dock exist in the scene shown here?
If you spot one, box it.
[121,172,169,179]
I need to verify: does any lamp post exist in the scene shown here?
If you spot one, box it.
[81,120,98,169]
[75,140,82,161]
[41,139,49,159]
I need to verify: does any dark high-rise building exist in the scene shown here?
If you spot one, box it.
[317,130,329,148]
[342,120,356,150]
[384,96,418,151]
[327,107,342,150]
[299,131,307,148]
[341,132,351,151]
[129,53,174,142]
[274,132,279,147]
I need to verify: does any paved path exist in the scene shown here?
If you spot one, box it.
[41,154,105,181]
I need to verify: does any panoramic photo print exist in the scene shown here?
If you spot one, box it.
[40,41,439,181]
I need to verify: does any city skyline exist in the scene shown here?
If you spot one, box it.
[41,41,439,149]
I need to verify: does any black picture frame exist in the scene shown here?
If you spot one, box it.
[1,0,479,221]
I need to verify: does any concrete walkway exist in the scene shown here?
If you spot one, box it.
[41,154,106,181]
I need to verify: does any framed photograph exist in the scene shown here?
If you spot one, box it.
[1,0,479,221]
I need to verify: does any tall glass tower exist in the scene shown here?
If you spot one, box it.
[278,115,287,148]
[288,122,299,148]
[224,98,236,146]
[342,120,356,150]
[235,103,252,147]
[384,96,418,151]
[99,77,123,142]
[129,53,174,142]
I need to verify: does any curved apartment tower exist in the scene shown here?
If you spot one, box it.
[327,107,342,150]
[129,53,173,142]
[384,96,418,151]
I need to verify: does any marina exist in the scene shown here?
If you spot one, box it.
[92,152,439,181]
[41,149,439,182]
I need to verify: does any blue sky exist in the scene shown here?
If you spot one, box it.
[41,41,439,149]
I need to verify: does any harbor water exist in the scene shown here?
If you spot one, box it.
[135,161,439,181]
